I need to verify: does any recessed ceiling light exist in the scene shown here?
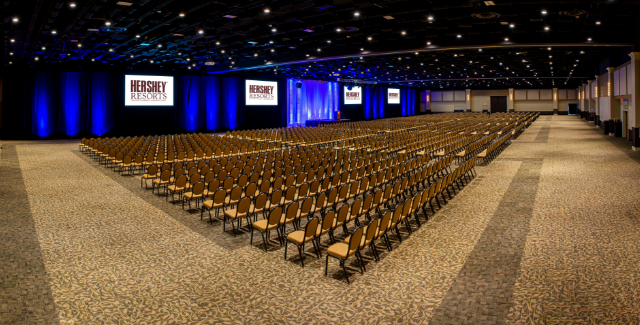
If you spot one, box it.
[130,55,134,58]
[401,31,406,35]
[198,30,204,34]
[10,39,15,42]
[484,1,495,5]
[157,44,162,47]
[116,1,133,5]
[179,13,185,17]
[383,15,394,20]
[457,34,462,38]
[51,30,57,34]
[271,28,277,32]
[541,10,547,14]
[223,15,237,19]
[504,37,509,41]
[264,8,270,13]
[69,3,76,7]
[150,60,154,63]
[105,21,111,26]
[336,28,341,32]
[12,17,19,22]
[77,44,82,47]
[221,50,225,53]
[317,48,321,52]
[9,52,13,55]
[544,26,549,30]
[35,57,39,61]
[41,46,46,50]
[367,37,372,40]
[596,21,601,25]
[509,24,514,28]
[587,37,592,41]
[354,11,360,16]
[136,34,140,38]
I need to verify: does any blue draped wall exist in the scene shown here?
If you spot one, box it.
[401,88,416,116]
[286,79,339,126]
[18,71,244,138]
[12,71,418,139]
[363,86,386,119]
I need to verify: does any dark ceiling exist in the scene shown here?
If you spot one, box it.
[2,0,639,89]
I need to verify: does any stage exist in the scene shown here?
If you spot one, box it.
[305,119,351,127]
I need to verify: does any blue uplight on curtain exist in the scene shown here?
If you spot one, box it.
[364,86,386,120]
[205,76,220,131]
[181,75,200,132]
[286,79,339,126]
[33,72,53,137]
[401,88,416,116]
[90,73,114,136]
[221,77,241,130]
[62,72,83,136]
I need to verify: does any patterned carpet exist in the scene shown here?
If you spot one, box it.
[3,116,640,324]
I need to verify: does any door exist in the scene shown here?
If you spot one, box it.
[490,96,507,113]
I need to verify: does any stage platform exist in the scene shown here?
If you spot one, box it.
[305,119,350,127]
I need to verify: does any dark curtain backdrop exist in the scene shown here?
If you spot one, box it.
[6,71,251,139]
[3,71,419,139]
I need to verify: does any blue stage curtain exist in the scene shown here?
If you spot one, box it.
[177,75,207,132]
[89,72,115,136]
[401,88,416,116]
[61,72,86,137]
[286,79,339,126]
[30,72,57,137]
[363,86,386,120]
[205,76,220,131]
[221,77,242,130]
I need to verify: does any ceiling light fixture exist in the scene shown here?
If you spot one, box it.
[427,41,431,45]
[541,10,547,14]
[70,3,76,7]
[10,39,15,42]
[544,26,550,31]
[587,37,592,41]
[427,16,434,20]
[354,11,360,17]
[264,8,270,13]
[504,37,509,41]
[12,17,19,22]
[179,13,185,17]
[509,24,514,28]
[336,28,341,32]
[272,28,277,32]
[136,34,140,38]
[457,34,461,38]
[105,21,111,26]
[198,30,204,34]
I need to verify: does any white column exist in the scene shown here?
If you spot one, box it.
[465,89,471,112]
[508,88,514,112]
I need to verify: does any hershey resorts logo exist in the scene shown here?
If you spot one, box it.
[346,91,360,100]
[130,79,168,101]
[388,92,399,99]
[249,85,275,100]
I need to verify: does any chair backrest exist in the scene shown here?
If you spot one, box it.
[175,174,187,188]
[347,226,365,256]
[267,206,283,228]
[270,188,283,205]
[300,196,313,214]
[147,164,158,176]
[364,218,380,247]
[208,178,220,192]
[230,186,243,200]
[350,198,362,218]
[237,196,251,214]
[214,188,227,203]
[254,192,268,210]
[284,201,299,224]
[223,176,234,190]
[336,204,349,224]
[377,210,392,237]
[245,182,257,198]
[305,217,320,241]
[160,169,171,181]
[192,181,205,195]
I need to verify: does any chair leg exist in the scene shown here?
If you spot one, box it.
[342,260,350,284]
[299,244,305,267]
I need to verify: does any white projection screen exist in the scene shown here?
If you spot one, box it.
[125,75,174,106]
[246,80,278,105]
[344,86,362,105]
[388,88,400,104]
